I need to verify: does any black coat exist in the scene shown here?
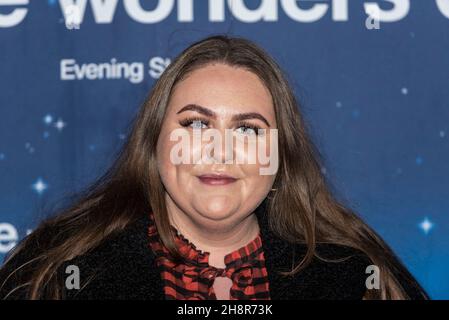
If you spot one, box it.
[0,204,425,300]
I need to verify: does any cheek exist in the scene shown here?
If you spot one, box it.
[156,130,169,167]
[237,134,277,178]
[239,163,275,197]
[157,129,194,192]
[156,129,178,187]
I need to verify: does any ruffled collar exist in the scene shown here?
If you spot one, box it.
[148,212,263,269]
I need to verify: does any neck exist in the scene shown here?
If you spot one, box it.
[166,199,260,269]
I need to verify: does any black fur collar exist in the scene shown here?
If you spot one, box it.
[59,203,373,300]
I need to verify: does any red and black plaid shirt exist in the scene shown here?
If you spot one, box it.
[147,213,271,300]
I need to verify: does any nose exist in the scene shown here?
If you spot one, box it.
[202,128,234,164]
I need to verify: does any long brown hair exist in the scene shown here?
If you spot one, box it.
[1,34,427,299]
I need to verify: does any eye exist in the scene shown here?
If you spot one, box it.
[191,120,207,129]
[235,123,262,136]
[179,117,209,129]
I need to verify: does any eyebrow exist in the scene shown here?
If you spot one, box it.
[176,104,215,117]
[176,103,271,127]
[232,112,270,127]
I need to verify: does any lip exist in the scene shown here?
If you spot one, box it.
[197,173,238,186]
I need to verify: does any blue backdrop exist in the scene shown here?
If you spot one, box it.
[0,0,448,299]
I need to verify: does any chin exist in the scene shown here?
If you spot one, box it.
[194,203,239,222]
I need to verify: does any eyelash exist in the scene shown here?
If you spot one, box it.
[234,121,263,135]
[178,117,263,135]
[179,117,209,128]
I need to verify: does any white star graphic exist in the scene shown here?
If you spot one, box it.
[54,118,66,131]
[419,217,434,235]
[31,178,48,195]
[43,114,53,125]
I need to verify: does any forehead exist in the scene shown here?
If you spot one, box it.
[167,63,275,119]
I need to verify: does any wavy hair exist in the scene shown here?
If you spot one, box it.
[0,35,428,299]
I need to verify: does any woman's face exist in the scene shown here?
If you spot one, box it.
[156,63,277,228]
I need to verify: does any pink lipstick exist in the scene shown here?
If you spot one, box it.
[197,173,237,186]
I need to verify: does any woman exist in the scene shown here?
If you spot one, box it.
[0,35,428,300]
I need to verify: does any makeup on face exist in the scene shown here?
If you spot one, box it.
[196,172,238,186]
